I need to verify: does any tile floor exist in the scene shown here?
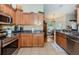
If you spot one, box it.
[17,37,68,55]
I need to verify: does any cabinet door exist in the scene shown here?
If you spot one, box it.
[29,34,33,46]
[22,36,27,47]
[20,34,33,47]
[33,13,39,25]
[56,33,67,49]
[38,34,44,47]
[15,10,22,24]
[26,34,32,47]
[22,14,25,24]
[20,12,23,24]
[33,35,38,47]
[20,34,26,47]
[19,34,25,47]
[25,14,29,24]
[17,34,21,47]
[1,5,5,12]
[28,13,34,25]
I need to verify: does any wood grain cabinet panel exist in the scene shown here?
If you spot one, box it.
[26,34,33,47]
[38,33,44,47]
[33,13,39,25]
[33,35,39,47]
[25,14,28,24]
[20,34,26,47]
[33,33,44,47]
[22,14,24,24]
[19,33,44,47]
[20,34,33,47]
[22,13,28,25]
[29,13,34,25]
[15,10,23,24]
[56,32,67,50]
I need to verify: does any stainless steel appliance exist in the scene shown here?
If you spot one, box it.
[0,14,12,23]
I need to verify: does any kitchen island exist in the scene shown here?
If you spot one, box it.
[56,31,79,55]
[18,31,44,47]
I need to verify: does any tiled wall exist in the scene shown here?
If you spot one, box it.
[21,25,43,30]
[1,25,15,31]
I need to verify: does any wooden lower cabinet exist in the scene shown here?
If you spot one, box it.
[33,33,44,47]
[16,34,21,48]
[38,33,44,47]
[19,33,44,47]
[56,32,67,50]
[26,34,33,47]
[33,35,38,47]
[20,33,32,47]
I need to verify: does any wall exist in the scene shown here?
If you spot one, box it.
[44,4,77,30]
[12,4,44,13]
[1,25,14,31]
[12,4,77,30]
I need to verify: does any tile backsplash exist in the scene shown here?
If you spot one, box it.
[22,25,43,30]
[0,24,43,32]
[1,25,15,31]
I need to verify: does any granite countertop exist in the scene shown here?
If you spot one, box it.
[13,30,43,34]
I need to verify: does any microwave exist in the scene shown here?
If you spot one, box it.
[0,15,12,23]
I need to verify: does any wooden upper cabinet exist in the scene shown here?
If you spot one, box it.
[0,4,44,25]
[29,13,34,25]
[15,10,20,24]
[33,13,39,25]
[0,4,14,16]
[20,11,23,24]
[0,4,15,23]
[22,13,44,25]
[15,9,23,24]
[25,13,29,25]
[22,13,25,24]
[22,13,34,25]
[22,13,27,24]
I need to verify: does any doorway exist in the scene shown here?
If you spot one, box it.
[46,21,55,43]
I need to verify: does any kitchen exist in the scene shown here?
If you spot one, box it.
[0,4,79,55]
